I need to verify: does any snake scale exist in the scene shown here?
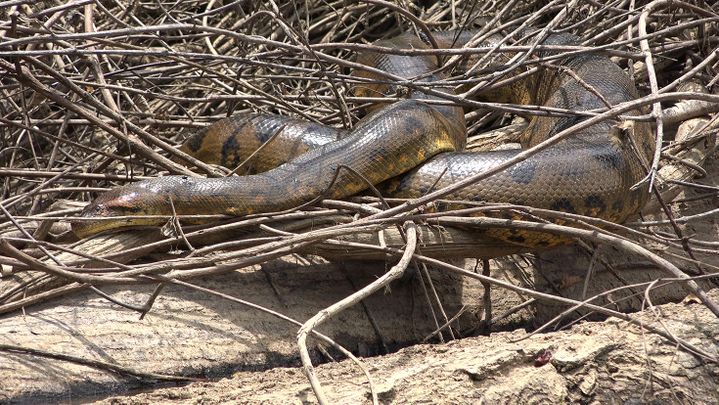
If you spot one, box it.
[73,30,654,249]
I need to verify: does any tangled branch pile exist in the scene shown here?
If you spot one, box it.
[0,0,718,402]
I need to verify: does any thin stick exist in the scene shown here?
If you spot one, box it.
[297,222,418,405]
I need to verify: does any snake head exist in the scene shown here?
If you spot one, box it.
[72,185,164,238]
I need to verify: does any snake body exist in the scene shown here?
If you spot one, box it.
[73,30,654,247]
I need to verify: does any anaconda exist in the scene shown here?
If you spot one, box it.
[72,30,654,248]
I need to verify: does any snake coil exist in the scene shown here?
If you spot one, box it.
[73,30,653,249]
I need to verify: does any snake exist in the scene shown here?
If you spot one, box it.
[72,30,654,249]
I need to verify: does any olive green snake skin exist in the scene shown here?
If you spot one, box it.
[73,30,654,248]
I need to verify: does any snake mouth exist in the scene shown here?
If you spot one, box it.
[71,186,167,238]
[72,201,165,238]
[72,215,163,239]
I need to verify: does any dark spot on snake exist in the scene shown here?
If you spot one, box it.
[536,240,551,247]
[611,199,624,213]
[256,125,278,144]
[401,113,425,134]
[550,198,576,214]
[509,161,537,185]
[593,149,622,171]
[507,234,526,244]
[584,194,606,213]
[553,111,583,133]
[185,129,207,152]
[415,182,432,196]
[221,135,241,167]
[559,166,582,178]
